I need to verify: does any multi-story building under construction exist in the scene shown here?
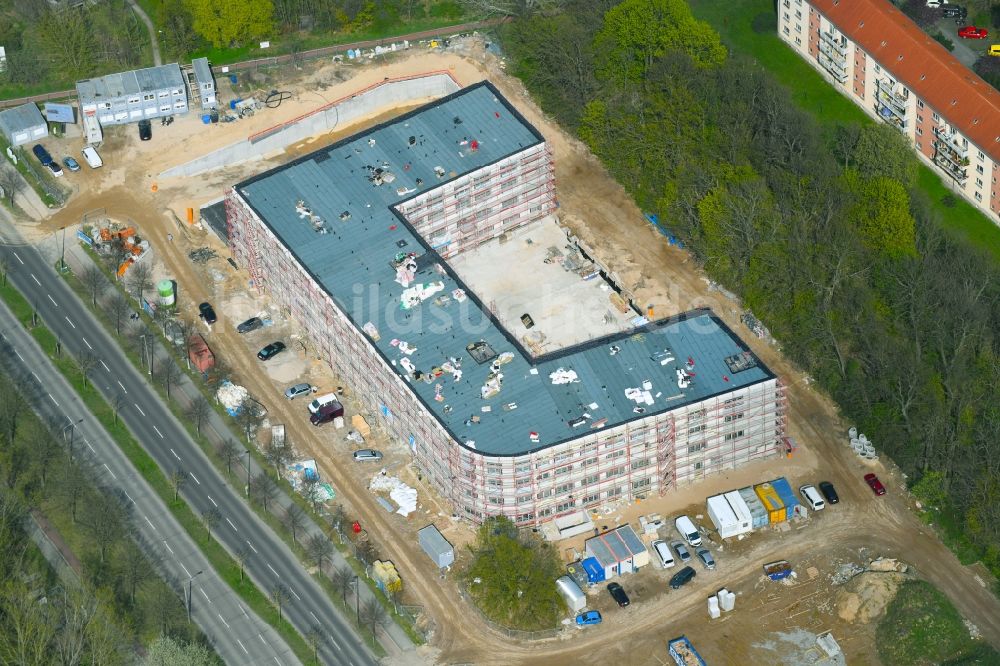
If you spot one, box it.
[226,80,787,526]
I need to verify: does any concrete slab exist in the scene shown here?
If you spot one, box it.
[449,216,634,354]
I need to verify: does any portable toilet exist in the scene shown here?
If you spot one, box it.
[157,279,175,307]
[555,576,586,613]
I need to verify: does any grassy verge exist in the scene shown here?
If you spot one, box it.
[62,249,420,649]
[688,0,1000,260]
[0,136,62,209]
[877,580,999,665]
[0,279,317,665]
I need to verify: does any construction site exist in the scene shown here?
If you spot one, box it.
[12,33,1000,666]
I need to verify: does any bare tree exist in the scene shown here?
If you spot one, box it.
[263,438,290,478]
[0,382,25,446]
[202,507,222,538]
[356,538,378,566]
[284,504,305,543]
[157,355,181,400]
[118,537,153,605]
[302,475,323,511]
[327,503,347,542]
[58,463,90,524]
[305,624,324,664]
[73,351,98,387]
[187,396,211,436]
[0,165,23,207]
[170,468,186,501]
[270,583,290,622]
[305,532,332,570]
[26,420,61,488]
[0,254,8,286]
[218,439,242,476]
[81,265,107,306]
[107,293,130,335]
[330,565,355,606]
[235,544,251,582]
[249,472,276,512]
[235,398,263,443]
[359,597,387,643]
[111,393,125,425]
[127,262,153,304]
[86,493,126,563]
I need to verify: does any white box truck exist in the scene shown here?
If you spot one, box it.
[82,146,103,169]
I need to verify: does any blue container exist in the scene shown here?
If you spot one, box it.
[229,98,241,110]
[581,557,605,583]
[771,477,800,516]
[201,114,211,124]
[228,74,238,84]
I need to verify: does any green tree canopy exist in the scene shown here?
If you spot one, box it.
[184,0,274,48]
[594,0,726,84]
[464,516,565,631]
[852,124,919,188]
[844,171,916,259]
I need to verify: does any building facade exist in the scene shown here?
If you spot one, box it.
[226,81,786,526]
[77,63,188,126]
[779,0,1000,223]
[0,102,47,147]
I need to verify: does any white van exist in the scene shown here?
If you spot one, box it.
[82,146,103,169]
[799,484,826,511]
[675,515,702,547]
[651,539,675,569]
[307,393,338,414]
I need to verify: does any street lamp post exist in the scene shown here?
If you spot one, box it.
[61,418,84,461]
[59,226,66,272]
[139,334,152,376]
[244,450,251,497]
[185,570,204,623]
[354,576,360,625]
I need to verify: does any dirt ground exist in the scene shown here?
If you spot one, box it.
[23,37,1000,666]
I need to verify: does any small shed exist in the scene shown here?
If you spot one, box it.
[188,334,215,373]
[615,525,649,569]
[555,575,586,613]
[584,524,649,578]
[581,557,606,583]
[0,102,47,147]
[192,57,217,109]
[417,524,454,569]
[565,560,589,589]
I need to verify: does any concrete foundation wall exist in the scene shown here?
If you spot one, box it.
[162,72,461,178]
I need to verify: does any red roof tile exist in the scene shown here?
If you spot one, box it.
[811,0,1000,160]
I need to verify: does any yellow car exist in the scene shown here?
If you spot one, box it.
[990,45,1000,56]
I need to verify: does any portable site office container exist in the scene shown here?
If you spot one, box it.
[770,477,800,516]
[566,561,590,589]
[616,525,650,569]
[754,482,786,523]
[602,530,634,574]
[555,576,586,613]
[417,524,454,569]
[584,536,618,580]
[706,495,742,539]
[724,490,753,535]
[739,487,769,529]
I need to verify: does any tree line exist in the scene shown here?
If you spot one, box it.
[499,0,1000,579]
[0,362,219,663]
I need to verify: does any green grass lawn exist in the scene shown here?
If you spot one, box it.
[688,0,1000,259]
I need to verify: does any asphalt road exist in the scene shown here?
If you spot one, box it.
[0,234,378,666]
[0,297,298,665]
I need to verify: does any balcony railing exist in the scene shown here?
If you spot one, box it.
[933,126,968,158]
[818,41,848,66]
[934,153,969,182]
[817,52,848,83]
[876,80,908,115]
[820,31,848,57]
[876,102,907,130]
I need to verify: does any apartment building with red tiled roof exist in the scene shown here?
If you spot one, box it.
[779,0,1000,223]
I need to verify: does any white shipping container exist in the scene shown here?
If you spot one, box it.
[723,490,754,535]
[706,495,742,539]
[556,575,586,613]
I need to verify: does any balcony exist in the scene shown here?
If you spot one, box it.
[876,102,908,130]
[933,126,969,159]
[876,78,908,115]
[933,147,969,183]
[817,49,848,84]
[820,30,848,57]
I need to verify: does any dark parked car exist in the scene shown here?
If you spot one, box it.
[669,566,697,590]
[138,119,152,141]
[32,144,53,166]
[63,157,81,172]
[310,401,345,426]
[237,317,263,333]
[606,582,630,607]
[864,473,887,496]
[257,341,286,361]
[198,302,217,324]
[942,5,967,19]
[818,481,840,504]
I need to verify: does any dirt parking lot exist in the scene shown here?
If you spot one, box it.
[23,37,1000,666]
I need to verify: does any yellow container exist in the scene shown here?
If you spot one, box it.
[754,482,786,523]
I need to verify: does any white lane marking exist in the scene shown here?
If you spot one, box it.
[218,613,230,629]
[258,634,267,646]
[144,515,156,530]
[273,658,281,666]
[101,360,110,372]
[64,316,75,329]
[47,393,59,406]
[82,337,92,349]
[266,563,278,577]
[170,448,181,461]
[47,294,57,307]
[333,638,342,651]
[102,463,116,479]
[309,611,319,623]
[31,372,40,382]
[30,274,40,285]
[237,639,248,655]
[14,350,23,361]
[199,588,210,602]
[241,606,249,619]
[189,472,201,485]
[226,517,237,531]
[117,380,127,392]
[153,425,164,438]
[134,403,145,416]
[86,441,95,452]
[207,495,217,507]
[246,540,257,554]
[13,252,23,265]
[290,588,301,601]
[180,562,191,578]
[122,489,133,503]
[164,541,174,554]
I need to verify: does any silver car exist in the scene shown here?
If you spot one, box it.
[670,540,692,564]
[284,383,313,400]
[352,449,383,462]
[696,547,716,570]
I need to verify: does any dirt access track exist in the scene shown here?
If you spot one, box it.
[26,39,1000,665]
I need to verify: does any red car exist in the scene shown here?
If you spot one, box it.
[958,26,989,39]
[864,473,886,496]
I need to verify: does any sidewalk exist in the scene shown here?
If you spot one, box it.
[59,235,417,657]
